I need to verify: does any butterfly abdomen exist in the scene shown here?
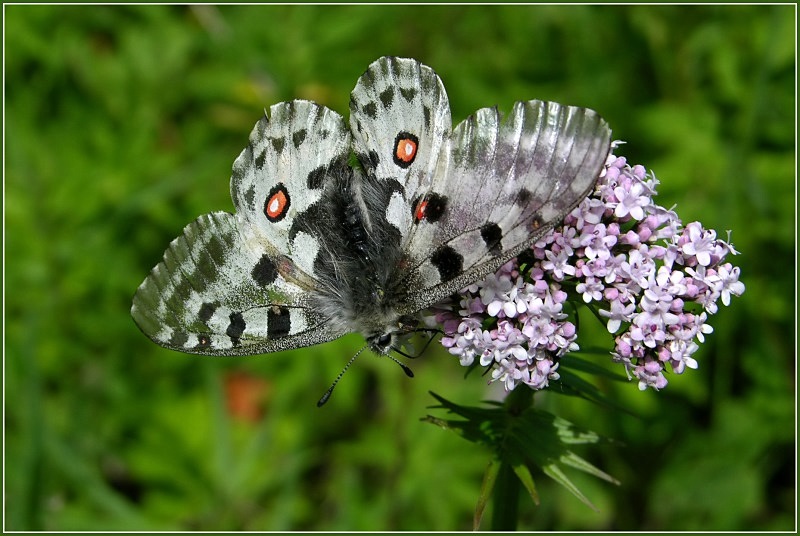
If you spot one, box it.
[341,179,372,263]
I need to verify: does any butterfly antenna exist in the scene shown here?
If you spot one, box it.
[317,345,367,407]
[387,354,414,378]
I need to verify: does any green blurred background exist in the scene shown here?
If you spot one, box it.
[5,4,795,531]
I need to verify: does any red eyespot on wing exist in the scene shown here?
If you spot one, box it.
[412,192,448,224]
[396,139,417,162]
[414,199,428,222]
[264,183,290,223]
[393,132,419,168]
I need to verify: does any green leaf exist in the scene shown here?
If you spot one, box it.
[542,462,598,511]
[490,462,520,531]
[560,352,629,381]
[559,451,620,485]
[425,391,620,526]
[473,458,500,530]
[553,369,638,416]
[552,414,602,445]
[511,462,540,506]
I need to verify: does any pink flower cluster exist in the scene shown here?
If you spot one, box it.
[432,147,745,392]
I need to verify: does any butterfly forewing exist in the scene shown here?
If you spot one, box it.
[401,100,612,311]
[230,100,351,278]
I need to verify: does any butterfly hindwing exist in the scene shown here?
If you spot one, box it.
[132,212,340,356]
[133,101,354,356]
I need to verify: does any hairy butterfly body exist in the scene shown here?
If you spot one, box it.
[132,57,612,361]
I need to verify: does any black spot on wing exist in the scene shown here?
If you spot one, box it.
[480,222,503,255]
[516,188,532,206]
[400,87,417,102]
[196,334,211,349]
[226,312,246,341]
[423,105,431,129]
[363,101,377,119]
[431,245,463,282]
[198,302,217,323]
[270,137,285,154]
[255,149,266,169]
[252,254,278,287]
[379,87,394,108]
[292,129,307,148]
[245,185,256,211]
[267,306,292,338]
[360,68,376,89]
[169,330,189,348]
[368,150,380,167]
[289,198,325,245]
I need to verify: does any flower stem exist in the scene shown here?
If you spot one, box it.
[504,382,534,415]
[490,461,520,531]
[488,387,535,530]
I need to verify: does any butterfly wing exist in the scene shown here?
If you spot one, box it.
[132,101,352,355]
[404,100,612,310]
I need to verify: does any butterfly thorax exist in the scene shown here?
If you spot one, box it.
[302,165,419,354]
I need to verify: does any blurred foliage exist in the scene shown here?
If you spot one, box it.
[4,4,795,531]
